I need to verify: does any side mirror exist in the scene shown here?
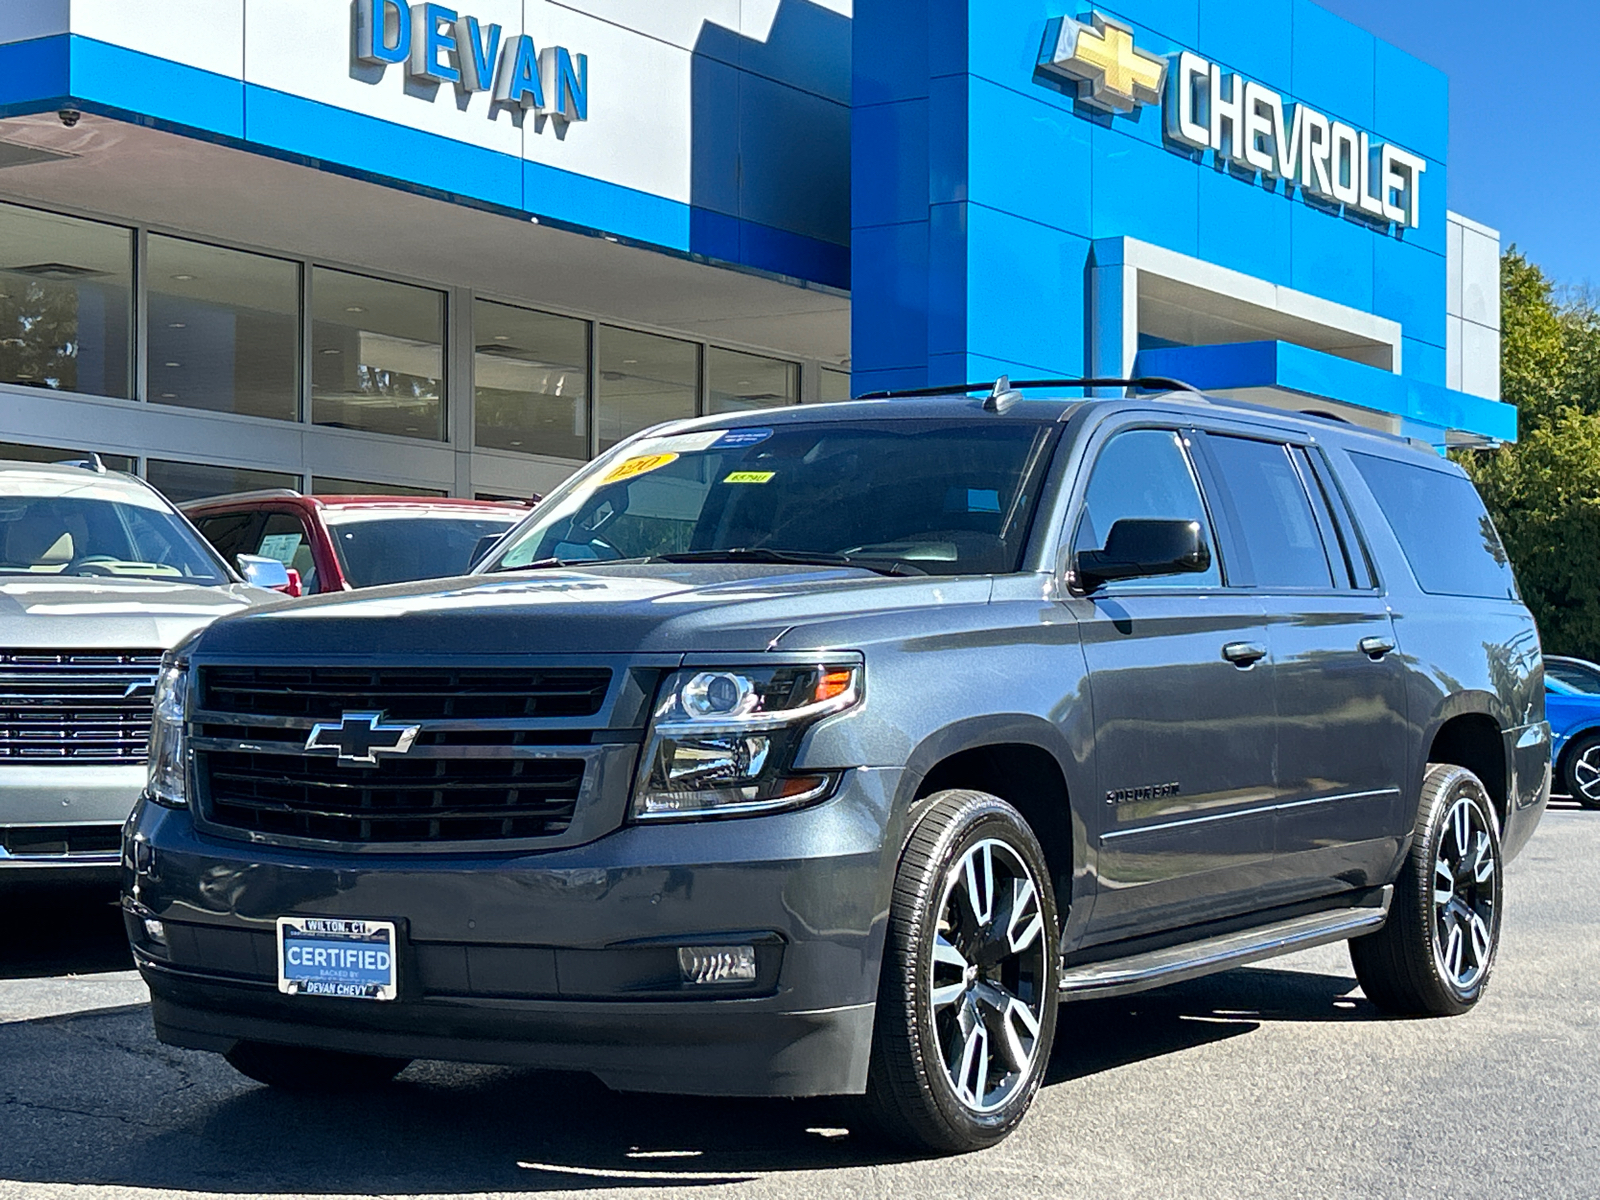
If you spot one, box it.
[1075,519,1211,592]
[469,532,505,571]
[236,553,294,593]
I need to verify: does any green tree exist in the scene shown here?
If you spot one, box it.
[1458,251,1600,659]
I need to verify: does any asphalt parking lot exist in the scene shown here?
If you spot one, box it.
[2,802,1595,1200]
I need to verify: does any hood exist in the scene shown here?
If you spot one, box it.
[0,577,278,652]
[194,564,996,658]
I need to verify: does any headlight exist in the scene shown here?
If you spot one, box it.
[146,657,191,808]
[631,663,862,821]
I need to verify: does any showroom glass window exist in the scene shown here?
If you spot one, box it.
[313,476,447,497]
[0,441,135,474]
[311,267,446,441]
[818,367,852,403]
[147,236,300,422]
[145,459,300,505]
[474,300,589,460]
[706,347,799,413]
[596,326,699,452]
[0,202,132,398]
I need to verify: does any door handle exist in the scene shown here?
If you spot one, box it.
[1359,636,1397,660]
[1222,641,1268,667]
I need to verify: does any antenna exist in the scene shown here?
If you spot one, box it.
[982,376,1025,414]
[55,452,107,474]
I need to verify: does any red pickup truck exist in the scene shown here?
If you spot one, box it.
[182,491,530,596]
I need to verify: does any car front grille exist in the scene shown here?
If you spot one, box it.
[201,750,586,843]
[199,665,612,722]
[0,650,165,764]
[192,663,617,847]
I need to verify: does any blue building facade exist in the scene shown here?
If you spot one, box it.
[851,0,1511,445]
[0,1,1508,502]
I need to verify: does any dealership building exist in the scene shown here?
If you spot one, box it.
[0,0,1509,503]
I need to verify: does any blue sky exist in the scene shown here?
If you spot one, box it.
[1315,0,1600,288]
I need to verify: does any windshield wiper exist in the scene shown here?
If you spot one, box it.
[649,548,926,577]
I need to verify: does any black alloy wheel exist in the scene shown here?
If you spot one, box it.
[862,790,1059,1153]
[1561,731,1600,810]
[1350,762,1503,1016]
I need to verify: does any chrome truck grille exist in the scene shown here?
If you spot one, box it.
[0,650,164,764]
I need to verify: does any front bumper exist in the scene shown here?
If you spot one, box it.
[124,767,902,1097]
[0,763,143,881]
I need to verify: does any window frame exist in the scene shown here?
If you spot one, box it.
[1064,421,1229,595]
[1302,444,1382,592]
[1188,430,1345,594]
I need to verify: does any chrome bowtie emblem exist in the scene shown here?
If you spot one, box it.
[304,711,420,766]
[1037,12,1167,114]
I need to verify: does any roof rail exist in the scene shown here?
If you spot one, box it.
[54,451,106,474]
[856,375,1202,402]
[178,487,305,509]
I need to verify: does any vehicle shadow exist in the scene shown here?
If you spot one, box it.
[0,962,1377,1194]
[1048,964,1377,1083]
[0,884,130,980]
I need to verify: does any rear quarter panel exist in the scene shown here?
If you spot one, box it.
[1322,438,1546,857]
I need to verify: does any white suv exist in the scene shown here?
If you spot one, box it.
[0,457,282,885]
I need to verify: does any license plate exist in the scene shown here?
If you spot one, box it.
[276,917,397,1001]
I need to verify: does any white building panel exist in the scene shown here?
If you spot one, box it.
[1447,315,1462,392]
[552,0,741,52]
[71,0,243,78]
[524,2,694,204]
[1460,226,1501,331]
[244,0,525,160]
[0,0,67,46]
[1446,217,1462,320]
[1462,320,1501,402]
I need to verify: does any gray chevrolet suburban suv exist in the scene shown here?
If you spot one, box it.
[122,383,1549,1152]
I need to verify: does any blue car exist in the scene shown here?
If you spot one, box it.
[1547,661,1600,808]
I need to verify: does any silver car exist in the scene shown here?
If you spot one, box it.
[0,457,283,885]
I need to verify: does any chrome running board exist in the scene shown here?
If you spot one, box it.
[1058,886,1392,1002]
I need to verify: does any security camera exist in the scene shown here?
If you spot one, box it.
[58,110,80,128]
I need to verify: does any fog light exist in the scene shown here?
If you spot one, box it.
[143,918,166,943]
[677,944,756,986]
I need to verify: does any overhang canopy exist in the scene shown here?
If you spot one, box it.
[1135,341,1517,447]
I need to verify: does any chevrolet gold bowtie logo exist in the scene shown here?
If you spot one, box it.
[1038,12,1166,113]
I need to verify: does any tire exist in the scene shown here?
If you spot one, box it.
[861,790,1060,1154]
[224,1041,411,1092]
[1350,763,1504,1016]
[1560,731,1600,809]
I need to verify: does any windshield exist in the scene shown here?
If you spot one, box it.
[0,480,228,583]
[326,511,522,588]
[489,418,1061,577]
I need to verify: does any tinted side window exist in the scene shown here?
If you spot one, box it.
[1349,451,1518,600]
[1073,428,1221,588]
[195,512,260,566]
[1302,447,1377,589]
[254,512,319,593]
[1206,436,1333,589]
[1547,661,1600,694]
